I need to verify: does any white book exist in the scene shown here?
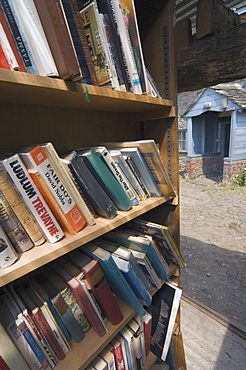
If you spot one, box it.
[110,0,142,94]
[0,22,19,70]
[10,0,58,77]
[119,327,136,370]
[0,225,18,268]
[1,154,64,244]
[99,346,116,370]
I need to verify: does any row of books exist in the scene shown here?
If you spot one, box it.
[0,223,183,369]
[0,0,162,97]
[0,139,176,269]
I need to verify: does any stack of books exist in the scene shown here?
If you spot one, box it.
[0,0,162,97]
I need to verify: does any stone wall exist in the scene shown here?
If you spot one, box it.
[223,159,246,180]
[185,154,221,178]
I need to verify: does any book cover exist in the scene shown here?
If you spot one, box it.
[33,0,81,81]
[114,335,129,370]
[126,318,143,370]
[123,155,150,199]
[133,313,146,366]
[80,242,145,315]
[62,151,118,219]
[110,338,125,370]
[94,238,152,307]
[0,43,11,70]
[0,0,38,74]
[103,140,175,199]
[0,21,19,70]
[39,142,95,226]
[19,145,86,234]
[0,164,45,247]
[90,355,107,370]
[99,346,116,370]
[44,267,90,334]
[66,249,123,326]
[119,327,136,370]
[0,356,10,370]
[53,262,108,337]
[0,225,18,268]
[1,154,64,244]
[103,229,170,282]
[0,189,34,253]
[0,7,26,71]
[142,311,152,357]
[148,282,182,361]
[108,0,142,94]
[77,0,112,87]
[10,0,58,77]
[78,148,132,211]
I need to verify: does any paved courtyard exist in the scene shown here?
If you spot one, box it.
[179,176,246,326]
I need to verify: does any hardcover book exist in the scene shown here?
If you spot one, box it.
[80,242,145,315]
[66,249,123,325]
[19,145,86,234]
[90,355,108,370]
[0,21,19,70]
[99,346,116,370]
[0,225,18,268]
[110,338,125,370]
[0,164,45,246]
[1,154,64,244]
[61,151,118,219]
[119,327,136,370]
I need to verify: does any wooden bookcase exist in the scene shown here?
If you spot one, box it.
[0,1,186,369]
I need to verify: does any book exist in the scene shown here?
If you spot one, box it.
[0,225,18,268]
[110,338,125,370]
[148,282,182,361]
[108,149,147,201]
[0,163,45,247]
[90,355,107,370]
[97,0,130,92]
[66,249,123,325]
[126,318,143,370]
[142,311,152,357]
[39,142,95,226]
[123,155,150,199]
[77,0,112,87]
[19,145,86,234]
[133,314,146,366]
[119,327,136,370]
[114,335,128,370]
[87,146,139,206]
[108,0,142,94]
[43,267,90,333]
[0,0,38,74]
[0,303,35,370]
[80,242,145,315]
[0,43,11,70]
[0,356,10,370]
[128,219,186,268]
[103,229,170,282]
[0,21,19,70]
[103,140,176,199]
[33,0,81,81]
[10,0,58,77]
[99,346,116,370]
[0,189,34,253]
[94,238,153,306]
[53,261,108,337]
[120,0,148,94]
[0,7,26,72]
[60,0,94,85]
[77,148,132,211]
[1,154,64,244]
[61,151,118,219]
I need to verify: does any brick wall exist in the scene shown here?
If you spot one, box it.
[223,159,246,180]
[185,154,221,178]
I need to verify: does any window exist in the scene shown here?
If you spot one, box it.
[179,130,187,152]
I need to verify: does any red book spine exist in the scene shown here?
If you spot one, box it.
[81,261,123,325]
[32,307,65,361]
[67,278,107,337]
[110,339,125,370]
[0,8,26,72]
[0,44,10,70]
[0,357,10,370]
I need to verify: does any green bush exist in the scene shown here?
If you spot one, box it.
[233,166,246,186]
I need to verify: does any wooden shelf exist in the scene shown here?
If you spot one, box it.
[0,196,171,287]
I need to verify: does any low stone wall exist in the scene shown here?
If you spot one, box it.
[185,154,221,178]
[223,159,246,180]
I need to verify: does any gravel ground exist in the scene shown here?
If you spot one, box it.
[179,176,246,327]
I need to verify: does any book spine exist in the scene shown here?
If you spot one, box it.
[0,0,38,74]
[0,21,19,70]
[0,165,45,246]
[124,156,150,198]
[0,356,10,370]
[41,143,95,226]
[0,43,11,69]
[0,190,33,253]
[110,340,125,370]
[1,155,64,243]
[0,224,18,268]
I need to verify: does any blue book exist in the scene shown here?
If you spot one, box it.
[119,147,162,197]
[77,148,132,211]
[0,0,38,75]
[103,229,170,282]
[94,238,153,306]
[80,242,145,315]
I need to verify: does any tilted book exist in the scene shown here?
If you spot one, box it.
[0,164,45,246]
[1,154,64,243]
[0,190,33,253]
[110,338,125,370]
[78,148,132,211]
[0,225,18,268]
[33,0,81,81]
[126,318,144,370]
[119,327,136,370]
[39,142,95,226]
[66,249,123,326]
[0,21,19,70]
[61,151,117,219]
[80,242,145,315]
[0,43,12,70]
[19,145,86,234]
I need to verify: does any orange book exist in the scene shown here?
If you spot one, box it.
[0,44,10,70]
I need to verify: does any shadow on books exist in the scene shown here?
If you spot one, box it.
[180,235,246,370]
